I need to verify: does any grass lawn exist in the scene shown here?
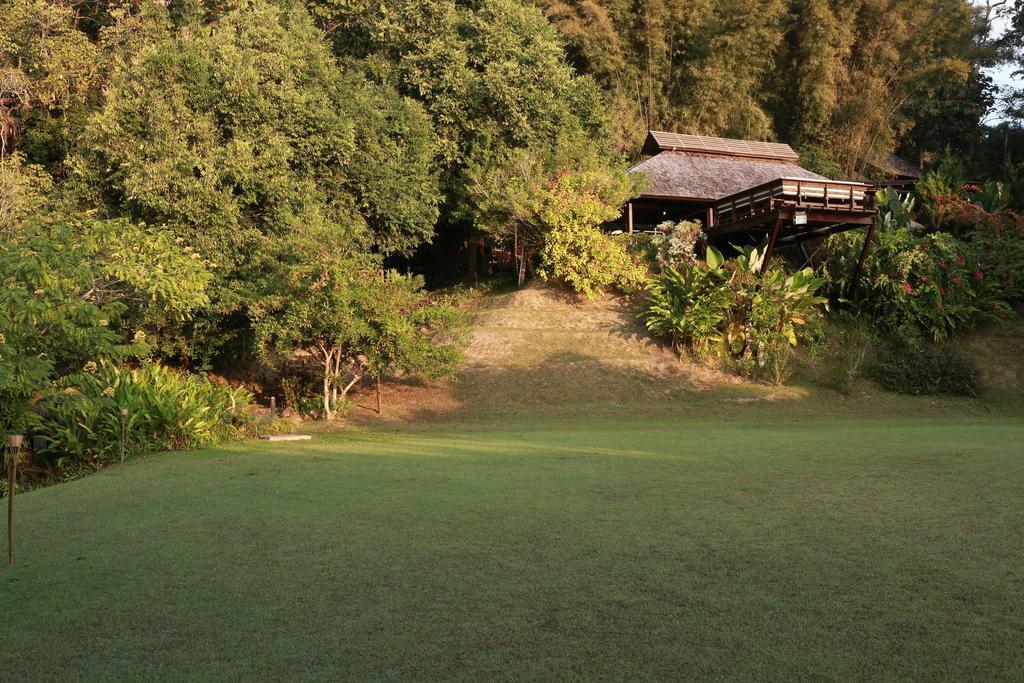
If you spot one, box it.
[3,414,1023,680]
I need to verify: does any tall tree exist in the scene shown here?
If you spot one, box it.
[537,0,787,153]
[73,0,440,361]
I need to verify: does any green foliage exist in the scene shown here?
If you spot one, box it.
[536,171,647,298]
[0,0,99,158]
[77,0,440,361]
[916,150,969,228]
[825,228,1012,343]
[252,250,467,420]
[643,253,732,356]
[0,216,210,436]
[644,246,827,382]
[974,180,1011,213]
[0,154,54,232]
[875,187,916,231]
[869,342,979,397]
[651,220,703,271]
[36,362,254,467]
[804,316,879,395]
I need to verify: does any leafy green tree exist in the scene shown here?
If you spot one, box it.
[76,0,439,361]
[538,0,787,151]
[251,251,465,420]
[0,216,210,434]
[774,0,986,175]
[0,0,99,159]
[324,0,622,280]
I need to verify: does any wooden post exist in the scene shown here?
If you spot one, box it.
[762,215,783,271]
[375,376,382,415]
[848,217,877,298]
[119,408,128,475]
[7,435,21,568]
[627,202,634,234]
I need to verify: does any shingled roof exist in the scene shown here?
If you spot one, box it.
[866,153,922,179]
[629,150,826,202]
[641,131,800,162]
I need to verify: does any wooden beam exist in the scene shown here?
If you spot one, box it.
[761,214,783,270]
[848,217,877,298]
[627,202,634,234]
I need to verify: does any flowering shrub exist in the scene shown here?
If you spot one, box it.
[537,173,647,299]
[824,228,1011,342]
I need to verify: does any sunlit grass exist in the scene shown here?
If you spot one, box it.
[3,414,1023,679]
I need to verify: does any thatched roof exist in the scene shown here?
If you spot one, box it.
[866,153,922,179]
[629,151,826,202]
[642,131,799,162]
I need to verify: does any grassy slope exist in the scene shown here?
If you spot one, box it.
[3,287,1023,680]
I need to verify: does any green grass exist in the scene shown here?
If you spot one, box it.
[3,414,1023,680]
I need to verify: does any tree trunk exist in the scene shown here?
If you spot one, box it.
[322,357,333,421]
[467,236,478,286]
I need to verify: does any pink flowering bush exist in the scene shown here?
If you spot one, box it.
[824,228,1011,342]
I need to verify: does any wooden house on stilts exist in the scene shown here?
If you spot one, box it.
[617,131,878,279]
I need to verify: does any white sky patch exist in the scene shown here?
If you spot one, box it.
[980,1,1021,122]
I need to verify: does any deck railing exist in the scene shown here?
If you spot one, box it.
[712,177,875,229]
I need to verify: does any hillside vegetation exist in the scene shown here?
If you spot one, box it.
[349,285,1024,424]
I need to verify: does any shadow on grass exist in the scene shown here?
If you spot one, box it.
[344,348,812,428]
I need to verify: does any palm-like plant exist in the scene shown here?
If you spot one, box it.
[643,248,732,355]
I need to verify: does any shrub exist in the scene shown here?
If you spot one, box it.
[643,253,732,356]
[541,224,647,299]
[651,220,703,271]
[35,362,253,467]
[824,228,1011,342]
[644,246,828,383]
[869,343,979,397]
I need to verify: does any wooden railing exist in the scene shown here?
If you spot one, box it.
[712,177,876,229]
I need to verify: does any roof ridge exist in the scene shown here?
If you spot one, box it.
[642,130,799,162]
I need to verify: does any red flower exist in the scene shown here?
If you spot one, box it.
[975,271,984,280]
[920,275,928,282]
[953,276,962,286]
[956,253,966,266]
[939,287,947,295]
[939,261,948,270]
[903,283,914,294]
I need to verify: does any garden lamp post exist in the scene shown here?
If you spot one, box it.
[7,434,23,568]
[120,408,129,474]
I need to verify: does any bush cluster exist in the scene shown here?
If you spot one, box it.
[35,363,254,471]
[868,343,979,397]
[643,246,827,384]
[825,228,1012,343]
